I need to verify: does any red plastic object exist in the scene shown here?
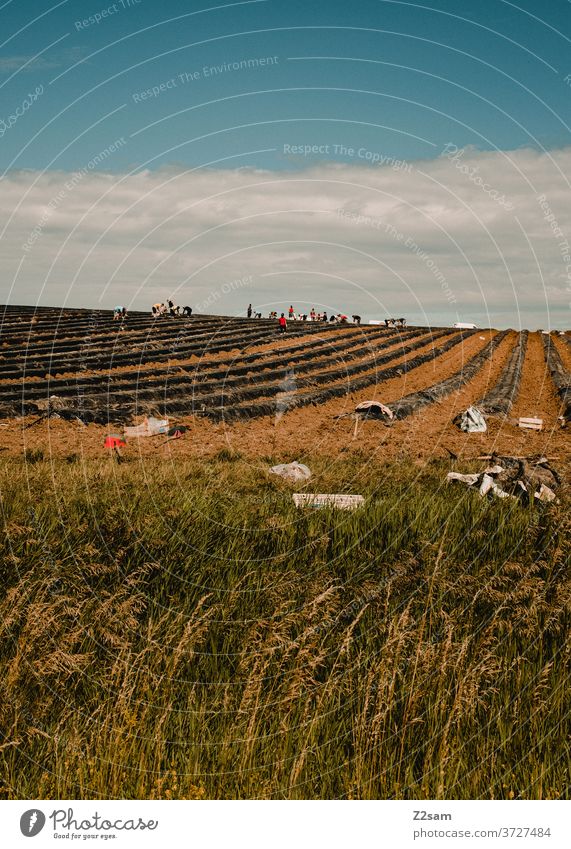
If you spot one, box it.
[104,435,126,449]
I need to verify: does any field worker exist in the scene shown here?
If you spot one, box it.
[322,311,328,321]
[289,305,294,318]
[247,303,252,318]
[310,307,316,321]
[113,306,123,321]
[279,313,287,333]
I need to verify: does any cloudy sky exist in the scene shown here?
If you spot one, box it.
[1,0,570,327]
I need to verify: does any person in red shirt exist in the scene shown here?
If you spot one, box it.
[288,305,294,318]
[279,313,287,333]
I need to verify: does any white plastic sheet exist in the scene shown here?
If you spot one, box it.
[446,472,479,486]
[293,493,365,510]
[456,406,487,433]
[124,417,169,438]
[269,461,312,482]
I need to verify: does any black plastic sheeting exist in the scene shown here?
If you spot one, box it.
[0,327,414,402]
[477,330,528,415]
[0,323,286,379]
[0,329,459,424]
[542,334,571,418]
[1,307,355,380]
[199,331,474,423]
[161,329,456,415]
[386,330,510,419]
[75,329,443,408]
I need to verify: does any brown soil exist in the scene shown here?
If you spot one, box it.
[3,330,570,476]
[415,330,569,468]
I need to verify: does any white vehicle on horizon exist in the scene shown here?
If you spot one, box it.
[453,321,478,329]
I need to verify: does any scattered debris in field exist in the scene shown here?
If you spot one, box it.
[447,472,479,486]
[269,461,312,482]
[476,454,558,462]
[478,473,512,498]
[124,416,169,437]
[35,394,65,411]
[159,424,189,444]
[354,400,394,420]
[535,484,556,503]
[167,425,188,439]
[293,493,365,509]
[335,400,395,437]
[483,464,504,475]
[104,433,126,461]
[446,454,560,504]
[104,434,126,449]
[518,417,543,431]
[454,406,487,433]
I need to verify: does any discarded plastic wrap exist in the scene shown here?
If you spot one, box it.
[269,461,311,482]
[446,456,560,504]
[455,406,487,433]
[483,465,504,475]
[124,416,169,437]
[446,472,479,486]
[293,493,364,510]
[354,401,394,420]
[167,425,188,439]
[535,484,556,503]
[479,473,512,499]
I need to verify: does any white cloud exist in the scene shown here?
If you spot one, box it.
[2,146,571,328]
[0,47,89,73]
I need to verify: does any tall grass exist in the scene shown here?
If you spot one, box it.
[0,454,569,799]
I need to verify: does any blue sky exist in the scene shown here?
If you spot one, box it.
[1,0,570,173]
[1,0,570,326]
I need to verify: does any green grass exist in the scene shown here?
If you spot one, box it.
[0,454,569,799]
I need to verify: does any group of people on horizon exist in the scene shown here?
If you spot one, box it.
[151,300,193,317]
[246,304,361,327]
[117,299,369,328]
[246,304,263,319]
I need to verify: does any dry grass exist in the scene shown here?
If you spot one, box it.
[0,453,569,799]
